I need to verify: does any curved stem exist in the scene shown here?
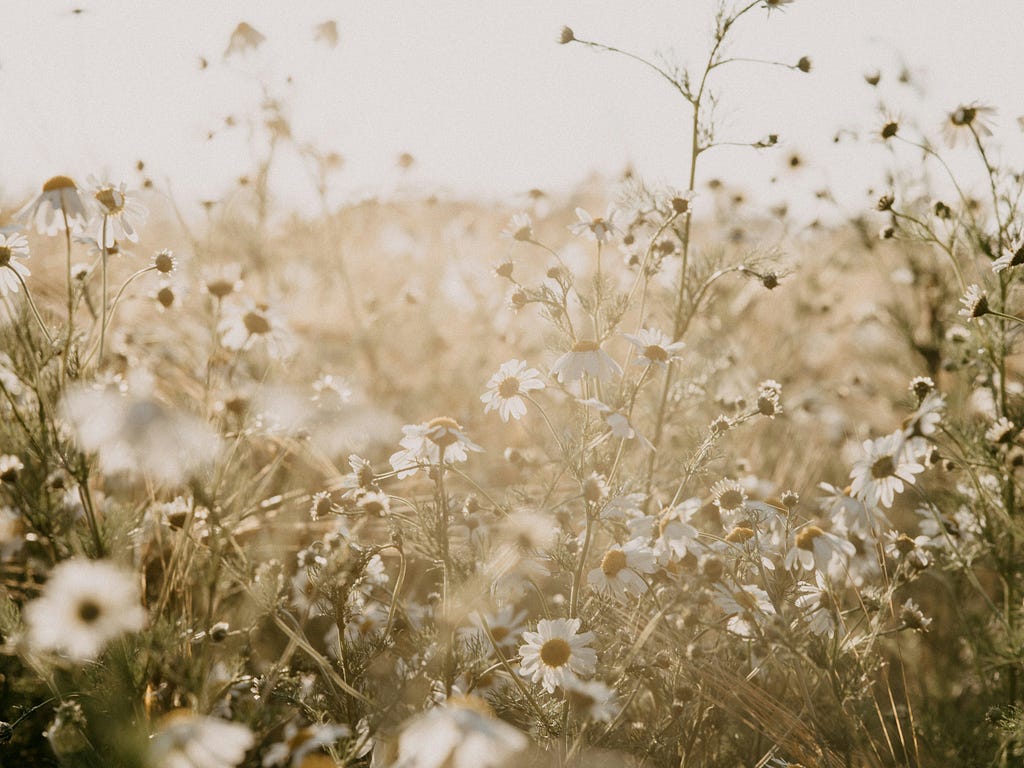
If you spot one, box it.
[7,267,53,346]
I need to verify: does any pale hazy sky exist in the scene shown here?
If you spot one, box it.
[4,1,1024,216]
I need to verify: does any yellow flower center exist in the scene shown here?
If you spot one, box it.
[796,525,825,551]
[870,455,896,479]
[601,548,628,577]
[95,187,126,214]
[427,416,461,447]
[243,311,271,335]
[539,637,572,667]
[43,175,77,192]
[572,340,600,352]
[497,377,521,398]
[725,526,755,543]
[643,344,669,362]
[717,489,745,511]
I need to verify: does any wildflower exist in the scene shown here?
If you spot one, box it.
[622,328,685,369]
[263,721,350,767]
[0,454,24,483]
[587,539,657,600]
[757,379,783,417]
[465,605,529,652]
[24,558,146,662]
[62,382,219,484]
[578,398,653,450]
[389,417,482,478]
[713,583,775,638]
[0,232,31,295]
[783,524,855,572]
[904,391,944,438]
[711,478,747,523]
[203,263,243,300]
[564,678,619,723]
[992,237,1024,273]
[501,213,533,242]
[819,482,890,538]
[794,576,839,637]
[219,300,295,359]
[569,206,619,243]
[899,598,932,632]
[558,26,575,44]
[883,530,933,569]
[153,248,176,274]
[88,177,148,246]
[225,21,266,57]
[550,340,622,383]
[880,120,899,140]
[17,175,89,235]
[653,501,702,561]
[519,617,597,693]
[148,711,253,768]
[796,56,811,73]
[909,376,935,403]
[943,103,996,147]
[876,193,895,212]
[582,472,609,504]
[849,432,925,508]
[481,359,545,422]
[986,416,1015,445]
[392,696,528,768]
[958,284,989,319]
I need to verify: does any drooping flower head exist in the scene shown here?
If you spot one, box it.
[17,175,89,235]
[0,232,32,296]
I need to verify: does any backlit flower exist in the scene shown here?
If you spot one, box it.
[569,206,619,243]
[783,524,855,572]
[88,177,148,246]
[587,539,656,600]
[24,558,146,662]
[519,618,596,693]
[0,232,31,295]
[622,328,685,369]
[481,359,544,422]
[219,300,295,359]
[849,432,925,508]
[389,417,482,478]
[17,175,89,235]
[550,340,622,383]
[149,711,253,768]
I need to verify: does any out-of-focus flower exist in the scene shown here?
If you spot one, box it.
[569,206,619,243]
[622,328,685,369]
[464,605,529,653]
[225,22,266,58]
[943,103,996,147]
[519,618,596,693]
[564,678,619,723]
[24,558,145,662]
[87,176,148,246]
[17,175,89,235]
[262,720,350,767]
[550,340,621,383]
[0,232,31,295]
[391,696,528,768]
[61,382,220,484]
[783,524,855,573]
[993,237,1024,273]
[389,417,482,479]
[219,300,295,359]
[481,359,544,422]
[713,583,775,638]
[148,711,253,768]
[500,213,533,242]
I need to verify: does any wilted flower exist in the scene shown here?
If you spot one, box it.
[149,711,253,768]
[17,175,89,235]
[481,359,545,422]
[24,558,146,662]
[550,340,622,383]
[0,232,32,295]
[519,618,597,693]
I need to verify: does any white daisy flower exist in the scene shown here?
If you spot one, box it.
[849,432,925,508]
[992,238,1024,273]
[883,529,933,569]
[621,328,685,368]
[148,711,254,768]
[587,538,657,600]
[985,416,1015,445]
[958,284,989,319]
[519,617,597,693]
[87,176,148,246]
[710,478,748,526]
[218,300,295,359]
[464,605,529,653]
[652,501,702,562]
[713,583,775,638]
[24,558,146,662]
[550,340,622,384]
[577,398,654,450]
[794,577,839,638]
[501,213,533,242]
[0,232,31,296]
[481,359,545,422]
[392,696,528,768]
[783,524,855,573]
[564,678,619,723]
[389,417,483,479]
[16,175,89,235]
[569,206,619,243]
[818,481,890,538]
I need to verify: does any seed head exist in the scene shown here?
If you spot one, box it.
[559,26,575,44]
[796,56,811,73]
